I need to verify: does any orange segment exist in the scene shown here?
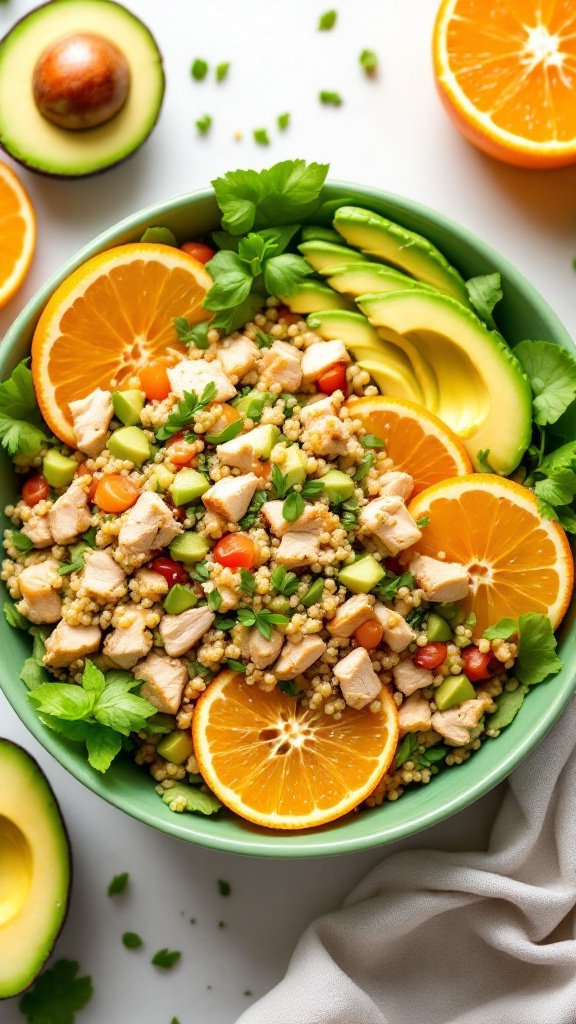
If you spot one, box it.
[433,0,576,168]
[0,161,36,308]
[31,243,212,446]
[346,395,472,495]
[193,669,399,830]
[407,475,574,634]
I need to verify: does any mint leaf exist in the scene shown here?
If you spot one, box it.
[93,688,157,737]
[515,340,576,426]
[238,232,276,275]
[488,685,529,731]
[318,9,337,29]
[21,627,50,690]
[204,251,253,310]
[209,290,265,336]
[29,683,93,720]
[82,659,106,700]
[37,716,91,742]
[465,273,502,330]
[270,565,300,596]
[483,617,518,640]
[516,612,562,685]
[85,724,123,773]
[191,58,208,81]
[211,160,329,234]
[19,959,93,1024]
[238,569,256,595]
[207,589,222,612]
[0,359,49,458]
[282,490,304,521]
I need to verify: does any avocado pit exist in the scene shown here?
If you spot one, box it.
[32,32,130,130]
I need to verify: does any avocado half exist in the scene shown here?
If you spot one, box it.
[0,0,165,177]
[0,738,71,998]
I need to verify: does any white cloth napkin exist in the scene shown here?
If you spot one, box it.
[237,696,576,1024]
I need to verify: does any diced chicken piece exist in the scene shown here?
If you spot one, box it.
[167,358,236,403]
[246,626,284,670]
[273,635,327,680]
[373,602,417,652]
[301,340,350,384]
[276,530,321,569]
[302,413,348,458]
[299,394,339,428]
[334,647,381,710]
[377,471,414,503]
[159,606,215,657]
[81,550,126,602]
[218,337,259,381]
[21,513,54,549]
[261,499,323,538]
[117,492,181,558]
[409,554,470,603]
[133,651,187,714]
[202,473,258,523]
[431,698,486,747]
[44,622,101,668]
[49,477,91,546]
[216,433,255,473]
[17,559,61,624]
[259,341,302,392]
[359,495,421,555]
[392,658,434,696]
[132,568,169,600]
[69,387,114,458]
[398,692,432,736]
[327,594,375,638]
[103,607,152,669]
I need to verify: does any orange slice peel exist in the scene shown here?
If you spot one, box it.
[0,160,36,309]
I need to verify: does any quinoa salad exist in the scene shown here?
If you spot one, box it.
[1,160,573,830]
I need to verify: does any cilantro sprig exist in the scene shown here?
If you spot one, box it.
[237,607,289,639]
[155,383,217,442]
[19,959,93,1024]
[374,571,414,601]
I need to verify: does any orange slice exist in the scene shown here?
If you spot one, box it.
[433,0,576,168]
[346,395,472,495]
[31,243,212,446]
[0,161,36,309]
[193,669,399,830]
[407,475,574,634]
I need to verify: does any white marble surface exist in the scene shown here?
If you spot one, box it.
[1,0,575,1020]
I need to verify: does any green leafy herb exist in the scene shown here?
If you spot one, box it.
[394,734,446,771]
[155,384,217,442]
[524,438,576,530]
[465,612,477,628]
[282,489,304,522]
[394,733,418,769]
[477,449,495,473]
[204,251,253,311]
[354,451,375,481]
[207,589,222,612]
[19,959,93,1024]
[218,879,231,896]
[465,273,503,331]
[272,463,290,499]
[301,577,324,607]
[361,434,385,449]
[488,685,528,731]
[320,91,343,106]
[20,627,50,690]
[227,658,247,673]
[253,128,270,146]
[318,9,337,29]
[277,112,290,131]
[140,226,177,246]
[416,516,429,529]
[196,113,212,135]
[483,617,518,640]
[174,317,210,349]
[256,329,274,348]
[9,528,33,551]
[271,565,300,596]
[239,569,256,595]
[214,615,237,631]
[237,607,289,640]
[108,872,129,896]
[0,358,49,459]
[418,745,448,769]
[516,612,562,685]
[374,571,414,601]
[161,782,221,814]
[216,62,230,82]
[359,49,378,73]
[4,600,28,629]
[515,340,576,426]
[187,658,213,678]
[152,948,181,969]
[190,560,210,582]
[211,159,329,235]
[238,489,268,528]
[338,498,359,531]
[406,607,427,630]
[191,58,208,81]
[122,932,143,949]
[264,253,313,296]
[277,680,299,696]
[205,419,244,444]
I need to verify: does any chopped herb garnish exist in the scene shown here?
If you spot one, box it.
[4,601,30,629]
[216,62,230,82]
[301,577,325,607]
[339,498,359,531]
[187,659,213,680]
[19,959,93,1024]
[277,112,290,131]
[174,318,209,350]
[9,528,33,551]
[282,490,304,522]
[320,90,343,106]
[354,451,374,481]
[237,607,289,640]
[271,565,300,596]
[152,948,181,969]
[108,872,129,896]
[256,329,274,348]
[374,571,414,601]
[253,128,270,146]
[416,516,429,528]
[406,607,427,629]
[227,659,247,673]
[155,384,217,442]
[277,680,299,696]
[205,419,244,445]
[477,449,495,473]
[239,569,256,595]
[238,489,269,528]
[207,589,222,612]
[122,932,143,949]
[318,9,337,29]
[191,58,208,81]
[196,114,213,135]
[360,49,378,73]
[361,434,385,449]
[0,358,49,459]
[218,879,231,896]
[190,560,210,582]
[214,615,237,631]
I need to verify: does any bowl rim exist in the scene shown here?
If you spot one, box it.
[1,179,574,858]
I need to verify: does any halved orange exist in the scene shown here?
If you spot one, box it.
[407,475,574,634]
[32,243,212,446]
[433,0,576,168]
[193,669,399,830]
[0,161,36,309]
[346,395,472,495]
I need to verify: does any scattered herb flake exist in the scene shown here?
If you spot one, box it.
[152,948,181,969]
[196,114,213,135]
[360,49,378,73]
[416,516,429,528]
[218,879,231,896]
[277,680,299,696]
[361,434,385,449]
[270,565,300,596]
[9,528,33,551]
[239,569,256,595]
[122,932,143,949]
[318,9,337,29]
[354,450,374,481]
[253,128,270,146]
[277,112,290,131]
[207,589,222,612]
[216,62,230,82]
[319,90,343,106]
[191,58,208,81]
[227,658,247,673]
[108,872,129,896]
[256,329,274,348]
[205,418,244,444]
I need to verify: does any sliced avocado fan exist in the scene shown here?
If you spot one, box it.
[327,262,434,299]
[277,279,355,314]
[298,240,367,275]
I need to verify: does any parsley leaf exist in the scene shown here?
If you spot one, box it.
[465,273,503,330]
[190,560,210,582]
[196,114,213,135]
[320,91,343,106]
[516,612,562,685]
[515,339,576,426]
[237,607,289,640]
[211,159,329,234]
[174,317,210,349]
[207,589,222,612]
[9,528,33,551]
[264,253,313,296]
[216,62,230,82]
[108,872,129,895]
[277,112,290,131]
[0,359,49,458]
[271,565,300,596]
[152,949,181,969]
[155,384,217,442]
[191,58,208,81]
[253,128,270,146]
[239,569,256,595]
[483,617,518,640]
[374,571,414,601]
[238,489,268,528]
[360,49,378,73]
[122,932,143,949]
[318,9,337,29]
[19,959,93,1024]
[204,251,253,311]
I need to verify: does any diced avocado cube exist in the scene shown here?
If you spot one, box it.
[42,450,77,488]
[426,612,452,642]
[436,602,459,620]
[112,389,145,426]
[156,729,194,765]
[282,445,307,489]
[301,578,325,608]
[169,468,210,506]
[338,554,385,594]
[152,465,175,491]
[106,426,151,467]
[169,532,209,564]
[320,469,355,502]
[434,674,476,711]
[231,390,275,421]
[163,584,198,614]
[249,424,280,459]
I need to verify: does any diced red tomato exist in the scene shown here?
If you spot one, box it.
[213,533,255,569]
[317,362,348,395]
[461,645,501,682]
[277,305,301,326]
[22,473,49,507]
[148,556,189,587]
[139,359,172,401]
[354,618,384,650]
[180,241,215,264]
[414,642,447,670]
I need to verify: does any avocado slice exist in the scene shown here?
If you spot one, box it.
[0,0,165,178]
[357,291,532,474]
[333,207,470,307]
[338,554,385,594]
[327,262,433,298]
[0,739,70,998]
[112,389,145,426]
[300,225,342,244]
[298,240,367,275]
[278,279,355,314]
[42,449,77,488]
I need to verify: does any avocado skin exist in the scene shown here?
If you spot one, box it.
[0,738,71,999]
[0,0,165,179]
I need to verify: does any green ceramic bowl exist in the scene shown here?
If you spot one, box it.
[1,182,574,857]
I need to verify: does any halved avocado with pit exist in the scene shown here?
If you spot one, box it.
[0,0,164,177]
[0,739,70,998]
